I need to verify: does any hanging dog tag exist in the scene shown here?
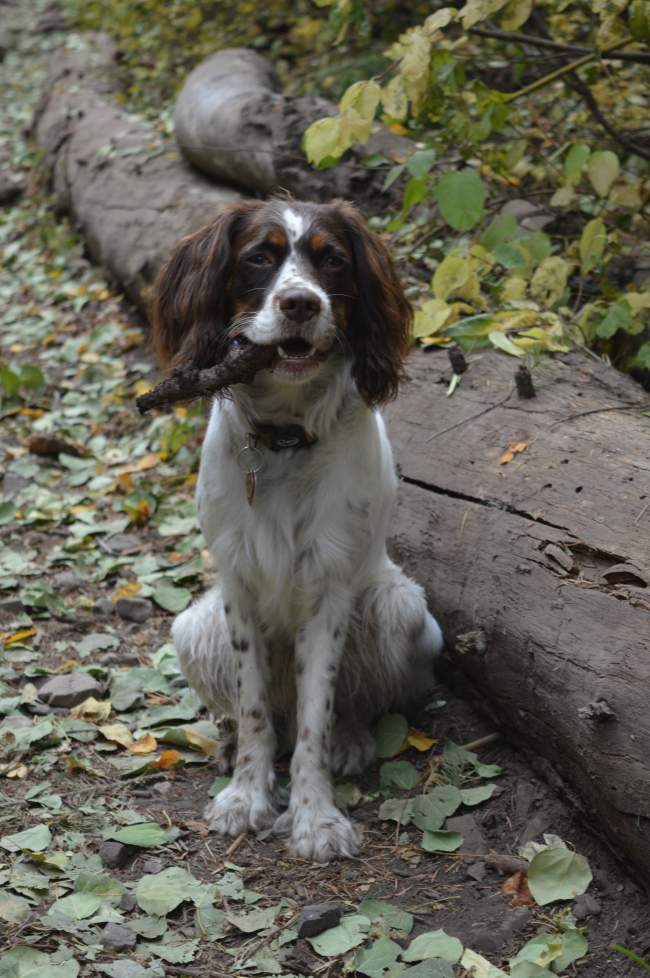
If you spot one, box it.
[238,434,264,507]
[246,469,256,506]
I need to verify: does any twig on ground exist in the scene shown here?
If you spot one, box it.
[459,732,501,752]
[136,341,276,414]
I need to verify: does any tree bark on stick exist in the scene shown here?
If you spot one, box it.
[383,348,650,879]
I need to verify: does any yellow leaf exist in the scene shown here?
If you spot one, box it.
[423,7,456,33]
[338,106,372,148]
[587,150,619,198]
[340,80,381,122]
[399,30,432,114]
[99,722,134,748]
[135,453,161,471]
[549,185,576,208]
[152,749,185,770]
[406,730,437,751]
[625,291,650,314]
[381,76,409,121]
[467,244,495,276]
[596,13,626,46]
[129,732,158,754]
[517,327,570,352]
[69,697,112,723]
[5,764,28,779]
[530,257,571,307]
[413,299,452,338]
[490,331,526,357]
[133,380,154,396]
[388,123,409,136]
[2,627,37,645]
[185,731,219,756]
[458,0,509,29]
[184,473,198,486]
[432,256,470,300]
[609,181,643,208]
[500,0,532,30]
[114,581,141,600]
[579,218,606,274]
[500,441,529,464]
[500,277,528,302]
[454,270,481,302]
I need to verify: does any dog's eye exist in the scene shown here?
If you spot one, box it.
[247,254,273,266]
[322,255,344,269]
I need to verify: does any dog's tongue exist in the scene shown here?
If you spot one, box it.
[280,338,313,358]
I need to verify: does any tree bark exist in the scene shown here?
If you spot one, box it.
[31,34,245,314]
[173,48,411,210]
[383,347,650,879]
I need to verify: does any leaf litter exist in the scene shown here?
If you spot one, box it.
[0,2,649,976]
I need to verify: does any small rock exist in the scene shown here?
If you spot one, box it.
[298,904,342,938]
[27,702,52,715]
[115,597,154,623]
[573,892,602,919]
[0,597,26,615]
[500,198,541,219]
[151,781,172,796]
[521,815,550,844]
[38,672,104,708]
[445,815,489,855]
[98,841,129,869]
[109,533,143,554]
[50,571,84,595]
[99,650,140,667]
[0,716,33,729]
[142,859,164,874]
[93,597,117,616]
[119,893,137,912]
[99,922,138,953]
[466,862,486,882]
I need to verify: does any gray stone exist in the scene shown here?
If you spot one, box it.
[521,815,550,843]
[98,841,129,869]
[0,597,26,615]
[151,781,172,796]
[514,781,537,818]
[115,597,154,622]
[142,859,164,874]
[0,715,33,729]
[298,904,342,938]
[99,650,140,667]
[38,672,104,708]
[500,198,541,219]
[119,893,137,912]
[109,533,143,553]
[27,702,51,715]
[50,571,84,595]
[573,892,602,919]
[466,862,486,882]
[99,922,137,953]
[445,815,489,855]
[93,598,117,616]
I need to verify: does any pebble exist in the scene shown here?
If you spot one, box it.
[298,904,342,938]
[50,571,84,595]
[38,672,104,708]
[99,650,140,667]
[98,841,129,869]
[115,597,154,622]
[0,715,33,729]
[93,597,117,616]
[119,893,137,912]
[0,597,26,615]
[142,859,164,874]
[466,862,486,882]
[573,892,602,919]
[99,922,137,953]
[109,533,143,553]
[445,814,489,855]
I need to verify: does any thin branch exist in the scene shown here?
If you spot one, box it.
[135,342,276,414]
[564,72,650,162]
[467,26,650,65]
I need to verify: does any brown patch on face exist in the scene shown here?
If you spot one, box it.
[267,230,288,248]
[310,233,329,251]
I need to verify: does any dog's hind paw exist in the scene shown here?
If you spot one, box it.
[204,783,278,836]
[331,720,376,777]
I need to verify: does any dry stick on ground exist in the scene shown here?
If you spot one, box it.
[135,342,276,414]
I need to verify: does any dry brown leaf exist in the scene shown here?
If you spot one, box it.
[500,441,529,465]
[152,749,185,770]
[98,722,134,748]
[129,732,158,754]
[184,818,209,836]
[502,870,536,906]
[69,697,112,723]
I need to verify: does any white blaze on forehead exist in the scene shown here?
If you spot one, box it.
[283,209,305,245]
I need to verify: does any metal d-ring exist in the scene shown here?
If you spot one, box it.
[237,433,264,474]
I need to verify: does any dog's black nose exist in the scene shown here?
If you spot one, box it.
[279,290,322,323]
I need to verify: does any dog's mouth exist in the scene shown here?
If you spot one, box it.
[271,337,329,373]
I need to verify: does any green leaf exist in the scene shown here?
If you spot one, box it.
[378,796,414,825]
[48,892,101,919]
[403,175,429,210]
[410,784,462,832]
[459,784,495,805]
[19,365,45,389]
[74,872,124,899]
[519,231,551,263]
[153,577,192,612]
[579,218,606,274]
[375,714,408,757]
[474,761,502,778]
[435,170,485,232]
[489,331,526,358]
[106,822,169,847]
[354,935,402,978]
[596,299,632,339]
[586,150,619,198]
[402,929,464,965]
[402,960,455,978]
[379,760,420,789]
[306,913,372,956]
[565,144,590,182]
[480,213,517,251]
[0,368,20,395]
[421,830,464,852]
[304,116,343,166]
[383,163,406,192]
[407,149,436,180]
[550,928,589,972]
[1,824,52,853]
[527,848,593,905]
[0,502,16,526]
[358,899,413,934]
[493,243,527,269]
[0,947,80,978]
[135,866,204,915]
[208,776,232,797]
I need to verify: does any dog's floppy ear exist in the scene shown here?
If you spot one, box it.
[153,201,260,372]
[333,201,413,407]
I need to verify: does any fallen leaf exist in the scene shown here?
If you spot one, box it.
[184,819,209,836]
[500,441,529,465]
[152,749,185,770]
[405,730,437,752]
[502,870,536,906]
[114,581,141,599]
[1,627,37,645]
[69,697,112,723]
[98,722,134,748]
[129,732,158,754]
[6,764,28,779]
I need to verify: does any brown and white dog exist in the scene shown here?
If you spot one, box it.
[154,197,443,861]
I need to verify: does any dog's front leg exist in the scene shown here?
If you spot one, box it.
[203,586,278,835]
[275,592,362,861]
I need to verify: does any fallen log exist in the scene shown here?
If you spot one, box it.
[31,34,245,314]
[173,47,411,210]
[383,347,650,880]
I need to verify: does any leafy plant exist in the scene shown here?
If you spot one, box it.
[612,945,650,971]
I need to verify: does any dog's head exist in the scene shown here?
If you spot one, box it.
[153,198,412,407]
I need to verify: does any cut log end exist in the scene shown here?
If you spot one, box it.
[135,341,276,414]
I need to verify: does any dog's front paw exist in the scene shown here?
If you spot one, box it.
[276,805,362,861]
[204,783,278,836]
[331,720,376,777]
